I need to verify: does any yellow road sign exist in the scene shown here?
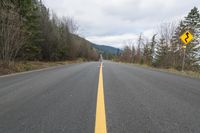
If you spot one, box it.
[180,31,193,45]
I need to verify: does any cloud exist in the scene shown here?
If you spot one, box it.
[86,33,138,48]
[86,29,155,48]
[44,0,200,48]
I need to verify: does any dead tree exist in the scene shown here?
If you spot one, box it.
[0,2,26,66]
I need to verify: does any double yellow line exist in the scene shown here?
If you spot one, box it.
[95,63,107,133]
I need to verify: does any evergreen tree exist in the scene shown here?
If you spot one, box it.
[182,7,200,70]
[135,33,143,63]
[170,7,200,70]
[155,37,171,68]
[143,42,151,65]
[16,0,42,60]
[149,34,157,65]
[131,45,136,63]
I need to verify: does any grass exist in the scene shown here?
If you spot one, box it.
[0,59,83,76]
[1,60,199,79]
[119,62,200,79]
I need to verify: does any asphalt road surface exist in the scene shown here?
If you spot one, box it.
[1,61,200,133]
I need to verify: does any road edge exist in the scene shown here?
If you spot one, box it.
[0,62,83,78]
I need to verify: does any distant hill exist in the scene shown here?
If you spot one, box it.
[71,34,121,55]
[91,44,121,55]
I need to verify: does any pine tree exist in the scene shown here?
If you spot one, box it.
[149,34,157,65]
[15,0,42,60]
[155,37,171,68]
[143,43,151,65]
[170,7,200,70]
[131,45,136,63]
[135,33,143,63]
[182,7,200,70]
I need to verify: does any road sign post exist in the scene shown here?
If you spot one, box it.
[181,46,186,71]
[179,31,193,72]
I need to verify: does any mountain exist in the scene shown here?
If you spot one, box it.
[91,44,121,55]
[72,34,121,56]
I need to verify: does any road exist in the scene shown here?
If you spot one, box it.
[0,61,200,133]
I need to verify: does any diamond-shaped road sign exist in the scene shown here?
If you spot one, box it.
[180,31,193,45]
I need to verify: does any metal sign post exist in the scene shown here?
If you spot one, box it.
[181,46,186,71]
[179,31,193,72]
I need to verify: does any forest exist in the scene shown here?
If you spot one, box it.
[0,0,99,68]
[119,7,200,71]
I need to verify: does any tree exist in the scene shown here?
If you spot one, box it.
[171,7,200,70]
[143,39,152,65]
[0,1,26,66]
[154,37,170,68]
[182,7,200,70]
[120,45,132,62]
[122,39,135,63]
[16,0,42,60]
[135,33,143,63]
[171,21,185,69]
[131,45,136,63]
[66,17,79,34]
[149,34,157,65]
[0,0,99,65]
[154,22,177,68]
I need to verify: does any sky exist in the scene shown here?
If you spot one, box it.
[44,0,200,48]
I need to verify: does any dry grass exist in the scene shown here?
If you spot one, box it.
[132,63,200,79]
[0,59,83,76]
[118,62,200,79]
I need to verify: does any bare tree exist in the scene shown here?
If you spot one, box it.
[135,33,144,63]
[123,39,135,63]
[65,17,79,34]
[157,22,176,47]
[0,2,26,66]
[155,22,177,67]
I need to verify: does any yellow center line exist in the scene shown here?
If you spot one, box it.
[95,63,107,133]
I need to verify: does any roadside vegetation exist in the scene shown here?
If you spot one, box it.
[0,0,99,75]
[131,63,200,79]
[0,60,84,76]
[117,7,200,77]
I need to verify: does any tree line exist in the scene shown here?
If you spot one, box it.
[119,7,200,71]
[0,0,99,67]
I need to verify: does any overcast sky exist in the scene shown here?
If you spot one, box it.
[44,0,200,48]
